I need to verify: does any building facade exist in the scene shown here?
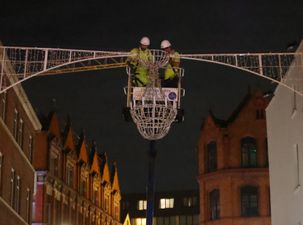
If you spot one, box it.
[266,41,303,225]
[0,48,42,225]
[32,112,122,225]
[197,90,271,225]
[121,190,199,225]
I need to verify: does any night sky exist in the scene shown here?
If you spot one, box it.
[1,0,302,193]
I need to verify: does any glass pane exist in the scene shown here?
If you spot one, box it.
[180,216,186,225]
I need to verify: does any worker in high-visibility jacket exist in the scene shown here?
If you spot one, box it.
[127,37,153,86]
[160,40,180,87]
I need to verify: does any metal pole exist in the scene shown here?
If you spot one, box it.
[146,140,157,225]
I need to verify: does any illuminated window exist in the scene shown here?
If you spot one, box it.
[159,198,174,209]
[135,218,146,225]
[241,137,257,168]
[137,200,147,210]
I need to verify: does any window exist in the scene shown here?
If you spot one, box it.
[183,196,197,207]
[193,215,199,225]
[49,156,59,176]
[292,86,297,116]
[18,119,24,148]
[241,137,257,167]
[13,109,19,139]
[66,166,74,187]
[80,178,87,196]
[0,152,3,192]
[138,200,147,210]
[159,198,174,209]
[105,196,109,212]
[10,169,15,206]
[134,218,146,225]
[93,187,99,205]
[209,189,220,220]
[179,215,195,225]
[1,91,6,120]
[28,135,33,162]
[122,201,129,210]
[206,141,217,172]
[295,144,301,188]
[256,109,265,120]
[26,188,31,223]
[15,176,21,213]
[241,186,259,217]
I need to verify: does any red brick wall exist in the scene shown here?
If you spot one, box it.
[197,92,271,225]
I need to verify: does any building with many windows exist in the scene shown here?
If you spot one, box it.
[266,41,303,225]
[0,46,42,225]
[32,112,122,225]
[197,90,271,225]
[121,190,199,225]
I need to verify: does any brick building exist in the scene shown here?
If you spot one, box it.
[121,190,199,225]
[0,45,122,225]
[32,112,122,225]
[0,49,42,225]
[197,90,271,225]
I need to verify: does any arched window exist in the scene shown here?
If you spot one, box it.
[209,189,220,220]
[241,137,257,167]
[206,141,217,172]
[241,186,258,217]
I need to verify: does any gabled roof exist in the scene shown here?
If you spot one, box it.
[63,125,76,152]
[111,161,120,192]
[100,153,111,183]
[47,111,61,139]
[77,133,89,164]
[90,150,101,176]
[226,91,252,124]
[200,110,226,131]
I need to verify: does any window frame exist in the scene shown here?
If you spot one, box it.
[241,137,257,168]
[159,198,174,209]
[206,141,217,172]
[209,189,220,220]
[241,186,259,217]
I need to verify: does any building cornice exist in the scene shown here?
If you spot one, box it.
[199,167,269,181]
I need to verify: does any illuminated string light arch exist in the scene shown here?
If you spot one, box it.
[0,46,302,96]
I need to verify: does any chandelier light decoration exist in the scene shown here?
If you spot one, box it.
[129,50,178,140]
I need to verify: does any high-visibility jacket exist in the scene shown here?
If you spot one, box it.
[128,47,153,86]
[164,50,180,80]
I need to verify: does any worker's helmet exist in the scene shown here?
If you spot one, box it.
[160,40,171,49]
[140,37,150,46]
